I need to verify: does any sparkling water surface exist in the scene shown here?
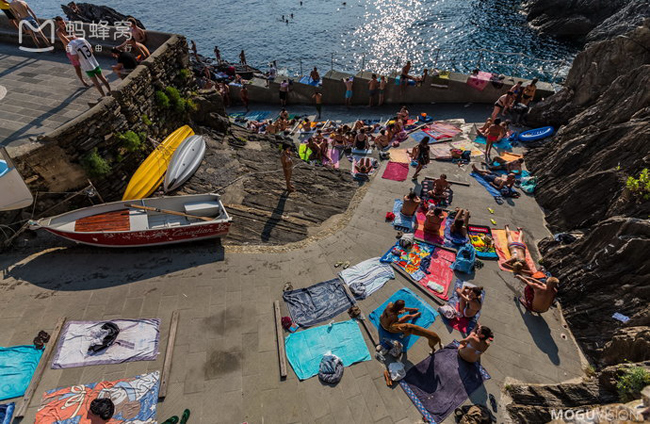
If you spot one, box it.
[28,0,580,81]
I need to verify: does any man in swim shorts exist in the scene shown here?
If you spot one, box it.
[400,61,412,97]
[10,0,52,49]
[379,300,442,354]
[515,274,558,313]
[343,77,353,107]
[67,36,111,97]
[54,16,90,87]
[310,67,320,84]
[471,164,516,191]
[368,74,379,107]
[279,80,289,107]
[484,117,504,159]
[312,91,322,119]
[378,76,387,106]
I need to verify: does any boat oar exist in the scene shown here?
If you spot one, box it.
[124,203,213,222]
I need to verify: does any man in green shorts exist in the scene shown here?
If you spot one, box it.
[67,36,112,97]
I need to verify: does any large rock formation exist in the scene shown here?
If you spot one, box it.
[61,2,145,28]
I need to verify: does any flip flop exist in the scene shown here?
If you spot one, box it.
[180,409,191,424]
[161,416,179,424]
[342,261,351,269]
[334,261,344,268]
[489,393,497,412]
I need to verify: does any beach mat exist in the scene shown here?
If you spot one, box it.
[468,225,498,259]
[450,140,483,157]
[410,131,429,143]
[474,135,512,151]
[443,214,470,247]
[380,239,436,281]
[245,110,271,121]
[0,345,43,401]
[389,149,410,164]
[351,148,373,156]
[382,161,409,181]
[283,279,354,328]
[444,279,485,334]
[51,319,160,369]
[338,257,395,299]
[416,247,456,302]
[492,229,538,274]
[400,341,491,423]
[466,71,492,91]
[392,199,416,232]
[369,288,439,351]
[328,147,341,169]
[285,320,371,380]
[414,210,446,244]
[470,172,504,203]
[35,371,160,423]
[0,403,14,424]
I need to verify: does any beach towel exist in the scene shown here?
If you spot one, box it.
[380,239,435,281]
[443,214,469,247]
[424,123,461,141]
[466,71,492,91]
[444,279,484,334]
[245,110,270,121]
[338,257,395,298]
[492,229,538,274]
[450,140,483,157]
[283,279,354,328]
[351,156,378,179]
[474,135,513,151]
[391,199,417,232]
[400,341,491,423]
[51,319,160,369]
[416,247,456,301]
[0,345,43,401]
[468,225,498,259]
[298,76,321,86]
[369,288,439,351]
[382,161,409,181]
[410,131,429,143]
[285,320,371,380]
[420,178,453,208]
[326,147,341,169]
[35,371,160,423]
[414,210,446,244]
[389,149,410,164]
[470,172,505,203]
[351,148,373,156]
[0,403,14,424]
[298,143,313,162]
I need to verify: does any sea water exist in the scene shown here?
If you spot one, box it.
[28,0,580,81]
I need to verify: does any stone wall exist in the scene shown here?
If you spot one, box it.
[3,33,198,223]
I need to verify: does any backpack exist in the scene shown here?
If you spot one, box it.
[454,404,494,424]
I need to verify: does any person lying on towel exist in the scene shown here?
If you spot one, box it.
[401,191,420,217]
[450,207,470,238]
[487,157,524,173]
[515,274,559,313]
[427,174,451,202]
[503,224,534,275]
[471,165,519,197]
[455,285,482,318]
[424,206,445,235]
[458,324,493,363]
[380,300,443,354]
[355,157,374,174]
[433,148,471,163]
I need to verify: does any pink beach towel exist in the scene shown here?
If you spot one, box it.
[466,71,492,91]
[382,161,409,181]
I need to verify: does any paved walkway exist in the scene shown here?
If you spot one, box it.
[0,42,119,147]
[0,112,584,423]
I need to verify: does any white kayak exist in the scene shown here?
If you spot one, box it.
[163,135,206,193]
[0,147,34,211]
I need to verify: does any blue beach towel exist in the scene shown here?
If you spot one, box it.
[283,279,354,328]
[369,288,439,351]
[392,199,417,232]
[445,279,485,335]
[470,172,503,203]
[443,215,470,247]
[0,403,15,424]
[474,135,513,151]
[410,131,428,143]
[351,148,373,156]
[0,345,43,401]
[338,257,395,299]
[245,111,271,121]
[285,320,371,380]
[298,76,321,86]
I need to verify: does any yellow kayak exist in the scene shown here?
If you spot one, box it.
[122,125,194,200]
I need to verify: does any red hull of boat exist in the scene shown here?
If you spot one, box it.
[44,221,232,247]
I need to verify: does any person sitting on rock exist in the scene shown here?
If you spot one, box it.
[503,224,533,275]
[401,191,420,217]
[428,174,451,203]
[380,300,443,354]
[458,324,493,363]
[423,206,445,235]
[488,157,524,173]
[450,207,470,238]
[516,274,559,313]
[471,164,516,192]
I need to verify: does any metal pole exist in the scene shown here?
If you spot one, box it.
[299,59,303,76]
[434,48,439,69]
[361,55,365,72]
[331,53,334,71]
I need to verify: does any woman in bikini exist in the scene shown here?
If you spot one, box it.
[331,128,345,148]
[458,325,493,363]
[451,207,470,238]
[491,92,514,121]
[456,285,482,318]
[354,128,370,151]
[503,224,533,275]
[374,129,390,150]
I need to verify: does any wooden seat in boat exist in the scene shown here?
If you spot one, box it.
[75,210,130,232]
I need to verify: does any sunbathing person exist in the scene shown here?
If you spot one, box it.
[503,224,533,275]
[428,174,451,202]
[265,120,278,135]
[488,157,524,173]
[306,137,321,162]
[355,157,374,174]
[279,108,289,121]
[471,165,516,192]
[354,128,370,150]
[423,206,445,234]
[401,191,420,217]
[456,285,482,318]
[432,148,470,162]
[397,105,409,122]
[516,274,559,313]
[450,207,470,238]
[477,117,492,136]
[380,300,443,354]
[374,129,390,149]
[458,325,493,363]
[331,128,345,148]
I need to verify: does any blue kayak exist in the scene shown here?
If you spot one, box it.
[518,126,554,142]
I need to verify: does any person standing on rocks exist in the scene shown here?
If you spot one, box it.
[281,143,295,193]
[54,16,90,87]
[279,79,290,107]
[521,78,538,106]
[310,67,320,84]
[343,77,353,107]
[312,90,323,119]
[515,274,559,313]
[239,50,247,65]
[67,36,112,97]
[368,74,379,107]
[240,84,249,111]
[214,46,221,63]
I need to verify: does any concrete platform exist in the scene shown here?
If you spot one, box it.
[0,42,120,147]
[0,109,585,423]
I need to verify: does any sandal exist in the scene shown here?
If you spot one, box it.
[282,283,293,292]
[334,261,344,268]
[180,409,191,424]
[342,261,351,269]
[161,416,179,424]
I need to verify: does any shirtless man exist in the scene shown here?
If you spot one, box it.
[343,77,353,107]
[265,120,278,135]
[456,285,482,318]
[1,0,18,29]
[279,80,289,107]
[219,82,230,107]
[54,17,90,87]
[374,129,390,149]
[428,174,450,202]
[484,118,503,159]
[516,275,559,313]
[397,105,409,122]
[239,84,249,111]
[471,165,516,192]
[306,137,321,162]
[488,157,524,173]
[400,191,420,217]
[124,38,150,60]
[378,76,387,106]
[280,143,295,192]
[126,17,146,44]
[451,207,470,238]
[312,91,322,119]
[368,74,379,107]
[416,68,428,86]
[424,206,444,234]
[380,300,443,354]
[310,67,320,83]
[458,325,493,363]
[400,61,411,96]
[521,78,538,106]
[10,0,52,49]
[503,224,532,275]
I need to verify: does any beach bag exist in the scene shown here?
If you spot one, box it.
[520,175,537,194]
[438,304,457,320]
[398,233,414,249]
[388,362,406,381]
[451,244,476,274]
[318,354,344,384]
[455,404,494,424]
